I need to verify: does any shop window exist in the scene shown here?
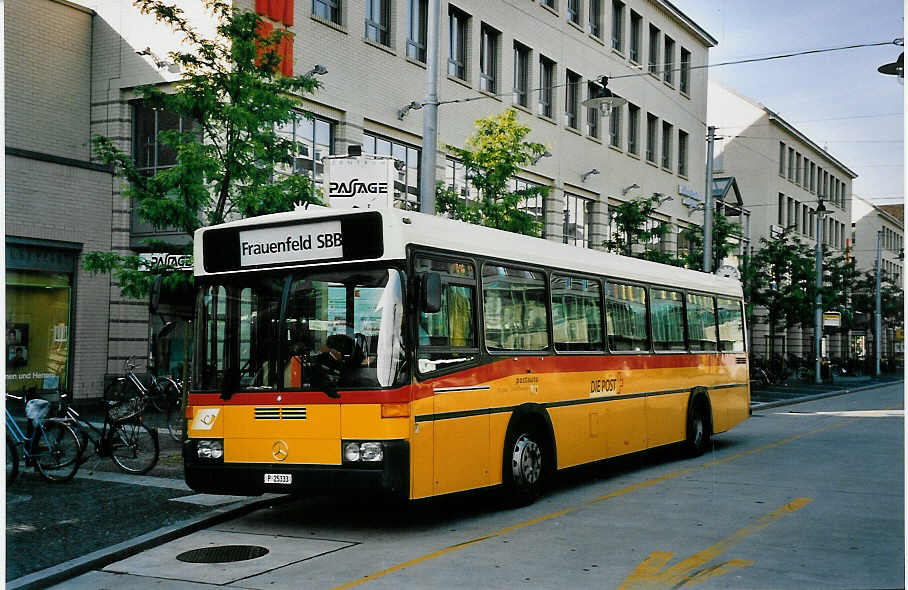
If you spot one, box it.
[364,132,420,210]
[6,271,72,392]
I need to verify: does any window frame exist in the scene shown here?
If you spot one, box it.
[513,41,531,108]
[550,273,605,353]
[364,0,391,46]
[448,6,469,81]
[312,0,341,24]
[539,55,556,118]
[479,23,500,93]
[611,0,625,52]
[565,69,581,130]
[679,46,691,94]
[406,0,428,61]
[629,10,641,63]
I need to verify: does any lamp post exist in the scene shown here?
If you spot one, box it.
[814,199,827,384]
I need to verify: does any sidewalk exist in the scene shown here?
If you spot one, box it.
[749,374,902,408]
[5,404,284,588]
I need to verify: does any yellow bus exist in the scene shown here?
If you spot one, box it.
[185,206,749,504]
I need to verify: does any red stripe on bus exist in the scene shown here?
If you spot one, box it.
[187,353,744,407]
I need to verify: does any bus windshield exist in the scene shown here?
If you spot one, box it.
[196,266,407,395]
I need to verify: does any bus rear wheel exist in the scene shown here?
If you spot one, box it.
[503,427,545,505]
[686,403,711,457]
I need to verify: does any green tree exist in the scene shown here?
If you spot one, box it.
[603,195,673,261]
[678,210,743,271]
[743,229,816,358]
[436,109,548,236]
[84,0,321,297]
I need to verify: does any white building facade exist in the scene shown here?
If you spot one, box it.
[8,0,720,398]
[707,81,857,361]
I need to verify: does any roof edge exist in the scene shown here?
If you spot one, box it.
[656,0,719,47]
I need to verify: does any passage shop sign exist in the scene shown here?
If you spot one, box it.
[239,221,342,267]
[324,156,395,209]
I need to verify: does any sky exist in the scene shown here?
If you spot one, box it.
[678,0,904,207]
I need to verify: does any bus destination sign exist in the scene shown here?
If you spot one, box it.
[239,220,343,267]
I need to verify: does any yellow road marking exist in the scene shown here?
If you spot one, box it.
[329,415,874,590]
[617,498,812,589]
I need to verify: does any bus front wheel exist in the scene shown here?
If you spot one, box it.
[503,426,545,505]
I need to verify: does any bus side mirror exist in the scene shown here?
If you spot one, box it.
[421,272,442,313]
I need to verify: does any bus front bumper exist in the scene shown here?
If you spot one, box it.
[183,439,409,499]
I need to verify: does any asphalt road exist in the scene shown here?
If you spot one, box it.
[51,381,904,590]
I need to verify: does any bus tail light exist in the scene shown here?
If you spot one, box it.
[381,403,409,418]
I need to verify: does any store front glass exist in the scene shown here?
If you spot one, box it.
[6,270,73,393]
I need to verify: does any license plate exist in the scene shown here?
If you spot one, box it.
[264,473,292,485]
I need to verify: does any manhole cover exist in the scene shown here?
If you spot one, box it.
[176,545,269,563]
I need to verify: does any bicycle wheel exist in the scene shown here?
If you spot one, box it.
[35,421,81,482]
[166,397,184,442]
[154,377,180,413]
[110,421,159,474]
[7,436,19,485]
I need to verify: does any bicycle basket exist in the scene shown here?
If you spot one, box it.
[25,399,50,424]
[108,396,147,423]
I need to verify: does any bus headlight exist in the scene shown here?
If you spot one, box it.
[342,441,384,463]
[197,439,224,460]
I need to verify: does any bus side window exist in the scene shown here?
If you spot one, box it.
[651,288,686,351]
[483,265,550,352]
[687,293,718,351]
[416,257,479,374]
[716,297,745,352]
[605,282,650,352]
[551,275,603,352]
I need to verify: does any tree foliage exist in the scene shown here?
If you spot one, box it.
[85,0,322,297]
[436,109,548,236]
[678,211,742,271]
[603,195,672,259]
[742,229,816,353]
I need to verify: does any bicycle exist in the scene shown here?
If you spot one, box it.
[6,394,81,484]
[109,356,183,441]
[56,390,159,475]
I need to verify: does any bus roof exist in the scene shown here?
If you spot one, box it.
[194,206,743,298]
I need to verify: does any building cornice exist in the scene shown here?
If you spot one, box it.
[653,0,718,48]
[765,109,858,179]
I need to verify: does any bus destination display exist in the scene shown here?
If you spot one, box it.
[239,221,343,267]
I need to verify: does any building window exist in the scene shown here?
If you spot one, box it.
[611,0,624,52]
[564,193,593,247]
[680,47,691,94]
[627,102,639,155]
[364,132,420,209]
[365,0,390,46]
[480,24,500,93]
[778,194,785,225]
[513,42,530,107]
[312,0,341,24]
[539,55,555,118]
[787,147,794,180]
[609,104,622,148]
[678,129,688,176]
[567,0,580,25]
[407,0,428,61]
[661,121,673,169]
[565,70,580,129]
[587,81,601,138]
[648,24,659,75]
[646,112,657,163]
[589,0,602,38]
[134,102,197,174]
[795,153,802,185]
[629,10,641,63]
[779,142,785,176]
[809,161,816,192]
[512,177,546,237]
[448,6,469,80]
[275,113,335,187]
[542,0,556,9]
[663,35,675,85]
[802,158,809,189]
[802,204,809,234]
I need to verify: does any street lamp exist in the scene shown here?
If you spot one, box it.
[814,198,827,384]
[581,77,627,117]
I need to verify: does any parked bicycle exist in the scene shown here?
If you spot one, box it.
[114,356,183,441]
[56,389,159,475]
[6,393,81,484]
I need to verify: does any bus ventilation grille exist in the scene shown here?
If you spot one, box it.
[255,407,307,420]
